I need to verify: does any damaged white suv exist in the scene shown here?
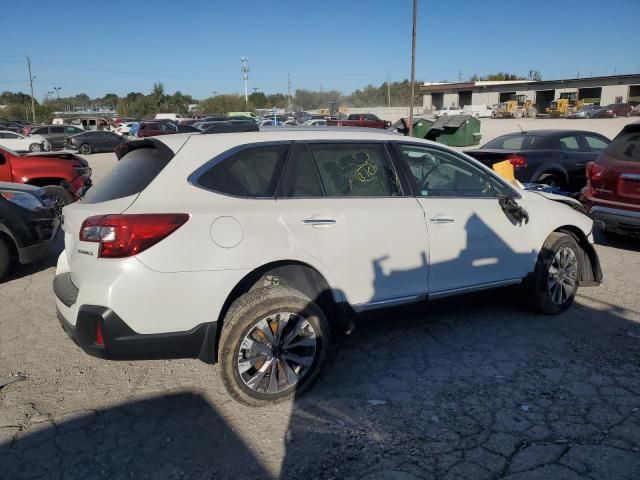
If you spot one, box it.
[54,130,601,406]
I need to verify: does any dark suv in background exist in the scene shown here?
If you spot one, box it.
[26,125,85,149]
[0,181,59,280]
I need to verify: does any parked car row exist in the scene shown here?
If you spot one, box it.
[569,103,637,119]
[465,122,640,238]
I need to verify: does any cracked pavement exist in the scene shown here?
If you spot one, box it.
[1,151,640,479]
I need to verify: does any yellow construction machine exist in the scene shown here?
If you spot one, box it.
[493,94,537,119]
[546,92,584,117]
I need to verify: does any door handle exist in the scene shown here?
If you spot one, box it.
[302,218,336,226]
[429,216,455,224]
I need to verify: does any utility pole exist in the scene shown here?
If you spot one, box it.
[387,74,391,108]
[287,74,292,112]
[408,0,418,136]
[53,86,61,100]
[457,70,463,82]
[241,57,249,105]
[27,57,36,123]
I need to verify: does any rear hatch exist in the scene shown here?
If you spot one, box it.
[589,126,640,208]
[62,138,185,288]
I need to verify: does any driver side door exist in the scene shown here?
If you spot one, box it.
[393,143,535,295]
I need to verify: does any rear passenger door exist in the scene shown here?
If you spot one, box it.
[276,142,428,308]
[49,126,65,148]
[558,134,595,190]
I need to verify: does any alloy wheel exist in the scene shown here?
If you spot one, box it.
[547,247,578,305]
[237,312,318,394]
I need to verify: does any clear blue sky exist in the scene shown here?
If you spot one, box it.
[2,0,638,101]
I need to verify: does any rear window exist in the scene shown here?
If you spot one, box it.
[605,132,640,163]
[82,144,174,203]
[196,144,289,197]
[483,134,547,150]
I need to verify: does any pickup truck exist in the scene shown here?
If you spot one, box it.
[326,114,390,129]
[0,146,92,214]
[434,106,464,118]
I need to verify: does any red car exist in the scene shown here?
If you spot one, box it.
[582,122,640,237]
[326,114,390,129]
[595,103,633,118]
[137,121,177,138]
[0,145,92,213]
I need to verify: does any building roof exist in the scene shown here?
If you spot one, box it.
[420,73,640,93]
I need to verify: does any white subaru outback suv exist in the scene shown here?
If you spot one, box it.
[54,130,601,406]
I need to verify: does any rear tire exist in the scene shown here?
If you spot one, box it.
[0,237,10,281]
[79,143,92,154]
[218,286,331,407]
[41,185,74,216]
[530,232,580,314]
[537,173,564,190]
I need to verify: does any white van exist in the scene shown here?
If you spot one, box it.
[155,113,184,121]
[462,104,493,118]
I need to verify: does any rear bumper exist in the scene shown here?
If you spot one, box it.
[54,272,218,363]
[55,299,218,363]
[590,205,640,236]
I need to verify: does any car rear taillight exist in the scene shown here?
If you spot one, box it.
[79,213,189,258]
[586,161,607,180]
[507,154,527,168]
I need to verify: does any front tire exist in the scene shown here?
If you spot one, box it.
[29,142,42,152]
[530,232,580,314]
[218,286,330,407]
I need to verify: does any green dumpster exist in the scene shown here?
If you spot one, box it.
[426,114,482,147]
[391,115,481,147]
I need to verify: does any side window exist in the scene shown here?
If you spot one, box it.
[197,144,289,197]
[50,126,64,134]
[5,133,19,139]
[307,143,401,197]
[584,135,608,152]
[398,144,496,198]
[558,135,581,151]
[281,144,323,197]
[33,127,47,135]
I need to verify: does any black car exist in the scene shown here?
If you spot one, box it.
[65,131,125,154]
[464,129,611,193]
[0,181,59,280]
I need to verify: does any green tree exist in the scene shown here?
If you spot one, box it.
[198,94,251,114]
[248,91,268,108]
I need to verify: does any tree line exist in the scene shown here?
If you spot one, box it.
[1,72,537,121]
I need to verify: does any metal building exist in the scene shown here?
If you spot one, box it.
[420,74,640,112]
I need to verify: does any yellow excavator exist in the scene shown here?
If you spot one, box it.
[546,92,584,117]
[493,94,537,119]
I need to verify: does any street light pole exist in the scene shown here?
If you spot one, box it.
[241,57,249,105]
[408,0,418,137]
[54,86,61,100]
[27,57,37,123]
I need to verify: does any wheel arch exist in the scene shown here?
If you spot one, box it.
[554,225,602,286]
[213,260,346,362]
[534,164,569,186]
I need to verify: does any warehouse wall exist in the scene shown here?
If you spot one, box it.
[423,94,432,110]
[601,85,629,105]
[443,93,459,107]
[472,91,499,106]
